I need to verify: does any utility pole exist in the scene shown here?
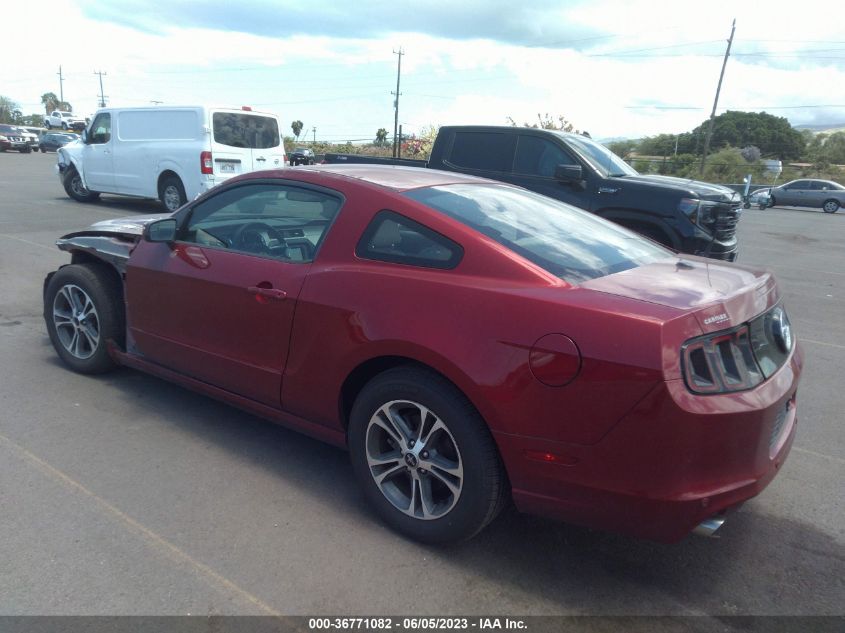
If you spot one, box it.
[391,47,404,158]
[94,70,108,108]
[312,126,316,143]
[699,19,735,175]
[57,66,64,106]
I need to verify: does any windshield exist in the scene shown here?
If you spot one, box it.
[557,133,638,178]
[405,183,670,284]
[212,112,280,149]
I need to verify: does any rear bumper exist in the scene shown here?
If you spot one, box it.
[497,343,803,542]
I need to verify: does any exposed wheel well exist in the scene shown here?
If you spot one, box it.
[339,356,471,431]
[67,252,126,349]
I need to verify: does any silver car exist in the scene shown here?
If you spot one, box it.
[769,179,845,213]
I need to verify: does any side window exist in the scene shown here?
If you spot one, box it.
[514,136,577,177]
[356,210,463,269]
[447,132,516,173]
[89,113,111,144]
[181,182,341,262]
[789,180,809,190]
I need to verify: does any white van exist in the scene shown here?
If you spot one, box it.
[57,106,287,211]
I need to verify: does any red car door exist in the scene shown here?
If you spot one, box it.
[125,181,342,408]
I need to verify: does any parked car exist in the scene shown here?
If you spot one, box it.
[748,187,772,209]
[325,126,743,261]
[289,147,315,166]
[0,124,31,152]
[57,105,288,211]
[45,111,86,131]
[769,179,845,213]
[43,164,801,544]
[39,132,78,153]
[17,127,39,152]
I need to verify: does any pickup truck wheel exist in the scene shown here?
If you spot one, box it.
[823,199,840,214]
[44,264,122,374]
[45,122,51,130]
[63,167,101,202]
[159,176,187,212]
[61,122,68,130]
[348,366,508,543]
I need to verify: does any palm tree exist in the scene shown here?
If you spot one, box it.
[291,120,303,139]
[41,92,59,114]
[374,128,388,147]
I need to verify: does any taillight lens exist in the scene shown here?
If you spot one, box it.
[682,325,764,394]
[200,151,213,174]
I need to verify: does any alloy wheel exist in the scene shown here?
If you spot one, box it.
[163,185,182,211]
[52,284,100,359]
[365,399,464,520]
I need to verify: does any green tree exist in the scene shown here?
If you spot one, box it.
[508,113,585,134]
[0,96,20,123]
[291,120,303,139]
[374,127,388,147]
[607,139,637,158]
[689,111,804,159]
[41,92,59,113]
[22,113,45,127]
[819,132,845,165]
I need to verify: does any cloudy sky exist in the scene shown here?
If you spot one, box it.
[3,0,844,141]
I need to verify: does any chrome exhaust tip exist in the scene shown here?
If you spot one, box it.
[693,516,726,538]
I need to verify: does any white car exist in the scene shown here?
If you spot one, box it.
[748,187,772,209]
[57,105,288,211]
[46,111,86,131]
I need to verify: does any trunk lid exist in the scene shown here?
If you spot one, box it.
[580,256,779,332]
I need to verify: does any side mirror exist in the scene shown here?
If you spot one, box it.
[145,218,177,243]
[80,129,88,144]
[554,164,583,182]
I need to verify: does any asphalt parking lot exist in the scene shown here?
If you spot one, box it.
[0,151,843,617]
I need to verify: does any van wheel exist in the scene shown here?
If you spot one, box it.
[63,167,101,202]
[159,176,187,212]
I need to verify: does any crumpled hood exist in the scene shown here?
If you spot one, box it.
[617,174,739,202]
[62,214,170,239]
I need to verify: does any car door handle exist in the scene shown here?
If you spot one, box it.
[247,286,287,300]
[255,157,266,162]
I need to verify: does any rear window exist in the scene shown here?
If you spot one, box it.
[404,184,671,284]
[447,131,516,172]
[212,112,280,149]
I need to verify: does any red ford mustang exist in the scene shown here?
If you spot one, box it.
[44,165,802,543]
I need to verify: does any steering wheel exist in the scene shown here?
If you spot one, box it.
[231,221,284,255]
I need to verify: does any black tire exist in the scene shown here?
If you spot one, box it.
[159,175,187,212]
[63,166,100,202]
[61,122,68,130]
[44,264,124,374]
[45,122,51,130]
[769,196,777,208]
[822,199,840,214]
[348,366,508,543]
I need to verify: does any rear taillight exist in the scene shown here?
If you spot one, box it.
[682,324,764,394]
[200,151,213,174]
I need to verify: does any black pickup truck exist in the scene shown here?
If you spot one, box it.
[325,125,741,260]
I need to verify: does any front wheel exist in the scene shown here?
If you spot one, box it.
[159,175,187,212]
[63,167,100,202]
[44,264,123,374]
[348,367,508,543]
[61,122,68,130]
[823,199,840,214]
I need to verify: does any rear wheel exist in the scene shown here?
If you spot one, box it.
[823,199,840,214]
[348,366,508,543]
[63,167,100,202]
[159,175,187,212]
[44,264,123,374]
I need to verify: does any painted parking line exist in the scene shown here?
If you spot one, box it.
[0,431,282,616]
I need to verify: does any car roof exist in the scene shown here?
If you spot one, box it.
[295,164,494,191]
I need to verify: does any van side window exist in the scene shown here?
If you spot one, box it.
[356,210,463,269]
[514,136,577,177]
[447,132,516,173]
[89,113,111,144]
